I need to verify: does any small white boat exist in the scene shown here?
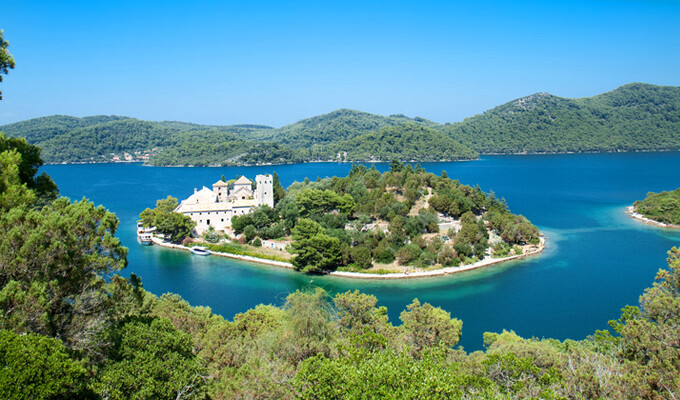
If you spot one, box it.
[137,221,155,246]
[191,246,211,256]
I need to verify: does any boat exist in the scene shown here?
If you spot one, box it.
[191,246,211,256]
[137,221,155,246]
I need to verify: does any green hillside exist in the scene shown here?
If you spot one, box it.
[252,108,440,148]
[440,83,680,153]
[326,123,478,162]
[2,83,679,164]
[148,131,306,166]
[0,116,284,164]
[0,115,130,143]
[633,188,680,225]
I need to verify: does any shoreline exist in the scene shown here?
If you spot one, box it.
[150,237,295,269]
[625,206,680,229]
[150,236,546,280]
[44,149,680,167]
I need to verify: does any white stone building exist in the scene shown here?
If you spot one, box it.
[175,174,275,235]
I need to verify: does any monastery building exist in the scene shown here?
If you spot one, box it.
[175,175,274,235]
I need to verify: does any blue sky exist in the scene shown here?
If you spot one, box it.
[1,0,679,126]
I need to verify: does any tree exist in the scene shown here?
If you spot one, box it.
[0,330,89,399]
[0,135,59,206]
[350,246,373,269]
[604,247,680,397]
[456,211,489,258]
[272,172,286,203]
[140,196,195,243]
[395,243,422,265]
[400,299,463,356]
[230,212,253,233]
[0,196,129,351]
[0,149,35,210]
[292,234,341,273]
[0,30,15,100]
[276,288,336,362]
[293,347,490,400]
[94,317,207,400]
[291,218,323,240]
[243,225,256,241]
[333,290,389,336]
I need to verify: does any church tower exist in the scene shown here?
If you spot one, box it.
[255,174,274,207]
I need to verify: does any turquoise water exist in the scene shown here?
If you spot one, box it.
[43,152,680,351]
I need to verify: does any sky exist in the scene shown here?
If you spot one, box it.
[1,0,679,127]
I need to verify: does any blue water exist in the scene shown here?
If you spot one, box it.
[44,152,680,351]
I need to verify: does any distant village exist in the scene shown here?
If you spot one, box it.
[108,148,159,163]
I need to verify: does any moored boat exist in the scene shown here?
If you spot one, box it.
[191,246,211,256]
[137,221,155,245]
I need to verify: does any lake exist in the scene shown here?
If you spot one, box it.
[43,152,680,351]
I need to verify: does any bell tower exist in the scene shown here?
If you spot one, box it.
[255,174,274,207]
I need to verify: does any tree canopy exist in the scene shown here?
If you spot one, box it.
[441,83,680,154]
[231,162,539,274]
[139,196,195,243]
[0,30,15,100]
[633,188,680,225]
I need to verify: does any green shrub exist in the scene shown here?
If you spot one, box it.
[395,244,422,265]
[196,241,290,263]
[493,242,511,258]
[203,229,220,243]
[373,246,395,264]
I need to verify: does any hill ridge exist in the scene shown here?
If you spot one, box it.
[2,82,679,164]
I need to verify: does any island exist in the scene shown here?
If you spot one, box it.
[139,162,544,278]
[628,188,680,228]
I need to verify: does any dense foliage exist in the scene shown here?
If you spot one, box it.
[1,135,680,399]
[325,123,478,162]
[139,196,196,243]
[231,162,539,273]
[0,133,58,206]
[0,115,292,165]
[240,108,440,148]
[441,83,680,153]
[0,330,89,399]
[633,188,680,225]
[0,29,14,100]
[149,130,308,166]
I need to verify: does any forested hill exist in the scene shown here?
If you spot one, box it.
[326,123,478,162]
[0,115,279,164]
[440,83,680,153]
[0,111,472,165]
[2,83,679,164]
[243,108,440,148]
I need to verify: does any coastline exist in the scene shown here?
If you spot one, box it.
[149,236,545,280]
[150,236,295,269]
[625,206,680,229]
[44,149,680,167]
